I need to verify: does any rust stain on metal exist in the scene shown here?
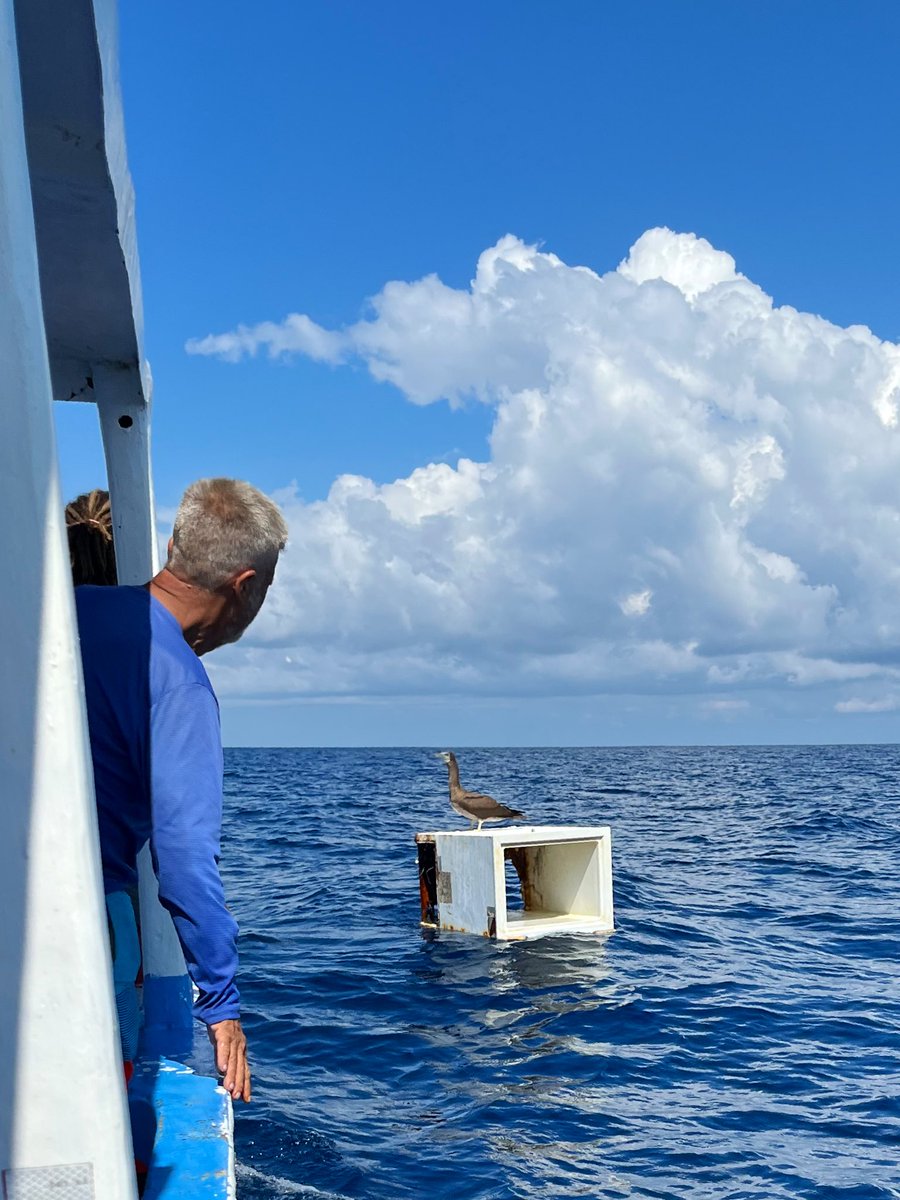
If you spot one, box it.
[504,846,539,909]
[416,840,439,926]
[436,861,453,905]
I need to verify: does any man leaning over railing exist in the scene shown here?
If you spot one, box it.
[74,477,288,1101]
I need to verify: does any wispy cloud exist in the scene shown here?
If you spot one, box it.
[186,314,344,364]
[835,697,899,714]
[703,699,750,714]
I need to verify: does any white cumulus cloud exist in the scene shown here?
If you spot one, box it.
[620,590,653,618]
[188,229,900,708]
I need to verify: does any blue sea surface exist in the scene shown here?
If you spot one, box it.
[220,746,900,1199]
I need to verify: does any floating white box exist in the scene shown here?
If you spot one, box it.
[415,825,614,940]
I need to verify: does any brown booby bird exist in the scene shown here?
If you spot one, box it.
[436,751,524,830]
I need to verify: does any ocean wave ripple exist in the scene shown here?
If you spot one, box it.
[221,745,900,1200]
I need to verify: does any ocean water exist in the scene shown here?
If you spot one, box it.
[220,746,900,1200]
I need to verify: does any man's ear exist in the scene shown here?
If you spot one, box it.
[231,568,256,596]
[167,536,174,556]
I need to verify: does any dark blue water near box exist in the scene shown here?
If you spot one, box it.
[218,745,900,1200]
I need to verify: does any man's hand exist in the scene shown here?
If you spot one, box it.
[208,1019,251,1102]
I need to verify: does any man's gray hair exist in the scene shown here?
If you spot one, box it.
[168,478,288,592]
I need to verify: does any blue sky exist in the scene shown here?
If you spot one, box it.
[56,2,900,745]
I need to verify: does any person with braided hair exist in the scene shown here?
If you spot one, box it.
[65,488,118,587]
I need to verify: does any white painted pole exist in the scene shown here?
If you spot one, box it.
[96,364,159,584]
[0,3,137,1191]
[96,371,194,1046]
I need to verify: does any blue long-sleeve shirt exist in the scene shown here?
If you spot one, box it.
[75,585,239,1024]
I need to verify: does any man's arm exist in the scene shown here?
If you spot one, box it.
[149,682,250,1101]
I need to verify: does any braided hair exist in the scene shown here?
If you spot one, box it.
[65,489,118,586]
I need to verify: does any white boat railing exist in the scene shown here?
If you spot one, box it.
[12,0,195,1047]
[2,0,216,1192]
[0,2,137,1191]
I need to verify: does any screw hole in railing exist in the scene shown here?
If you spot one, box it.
[118,415,133,429]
